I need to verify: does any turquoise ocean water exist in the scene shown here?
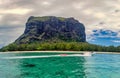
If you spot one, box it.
[0,52,120,78]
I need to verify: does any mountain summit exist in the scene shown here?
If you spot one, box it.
[15,16,86,44]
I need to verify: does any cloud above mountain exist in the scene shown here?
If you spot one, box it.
[0,0,120,47]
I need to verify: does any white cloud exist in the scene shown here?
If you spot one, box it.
[112,40,120,43]
[0,8,32,15]
[72,2,85,9]
[94,12,106,19]
[0,15,2,21]
[41,1,51,6]
[0,40,4,45]
[117,32,120,37]
[0,33,3,35]
[83,9,93,15]
[86,35,96,42]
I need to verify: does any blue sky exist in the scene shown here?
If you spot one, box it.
[0,0,120,48]
[88,29,120,46]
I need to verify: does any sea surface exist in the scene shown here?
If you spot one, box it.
[0,52,120,78]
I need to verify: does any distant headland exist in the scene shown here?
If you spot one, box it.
[0,16,120,52]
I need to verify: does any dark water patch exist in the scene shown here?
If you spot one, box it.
[23,63,36,67]
[54,70,65,76]
[16,72,30,77]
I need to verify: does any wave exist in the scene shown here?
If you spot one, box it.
[2,54,88,59]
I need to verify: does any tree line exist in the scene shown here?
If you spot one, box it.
[0,42,120,52]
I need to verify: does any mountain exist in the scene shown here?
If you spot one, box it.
[15,16,86,44]
[1,16,120,52]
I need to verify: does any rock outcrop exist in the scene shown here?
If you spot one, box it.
[15,16,86,44]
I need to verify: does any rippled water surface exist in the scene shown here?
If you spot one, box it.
[0,52,120,78]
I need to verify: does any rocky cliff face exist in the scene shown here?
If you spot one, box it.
[15,16,86,44]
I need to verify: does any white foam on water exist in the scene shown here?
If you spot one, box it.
[2,54,90,59]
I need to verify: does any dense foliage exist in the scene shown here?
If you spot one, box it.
[0,42,120,52]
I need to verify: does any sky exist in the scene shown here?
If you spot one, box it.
[0,0,120,48]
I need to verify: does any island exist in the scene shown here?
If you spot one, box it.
[0,16,120,52]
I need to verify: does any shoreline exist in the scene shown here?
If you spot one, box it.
[0,51,120,54]
[0,51,85,53]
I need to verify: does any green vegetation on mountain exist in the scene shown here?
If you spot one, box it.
[28,16,66,22]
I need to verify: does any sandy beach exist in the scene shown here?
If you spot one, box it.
[0,51,119,54]
[0,51,85,54]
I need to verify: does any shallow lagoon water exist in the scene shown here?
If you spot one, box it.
[0,52,120,78]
